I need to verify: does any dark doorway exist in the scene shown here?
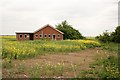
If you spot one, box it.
[30,33,33,40]
[52,34,56,40]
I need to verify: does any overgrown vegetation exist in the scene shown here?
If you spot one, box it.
[88,54,119,78]
[2,59,79,78]
[56,20,84,40]
[1,36,120,78]
[94,26,120,78]
[96,26,120,43]
[79,43,120,78]
[101,42,119,51]
[2,36,100,60]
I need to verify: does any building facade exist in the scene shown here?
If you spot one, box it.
[16,24,64,41]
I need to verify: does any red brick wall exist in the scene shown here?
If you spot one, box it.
[16,33,30,41]
[34,26,63,40]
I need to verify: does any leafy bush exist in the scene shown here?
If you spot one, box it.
[101,42,119,51]
[56,20,84,40]
[110,26,120,43]
[96,26,120,43]
[96,30,111,43]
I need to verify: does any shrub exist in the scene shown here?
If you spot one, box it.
[96,26,120,43]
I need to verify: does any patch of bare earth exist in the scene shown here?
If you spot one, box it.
[15,48,98,67]
[3,48,104,78]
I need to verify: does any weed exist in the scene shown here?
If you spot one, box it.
[2,36,101,60]
[2,59,13,69]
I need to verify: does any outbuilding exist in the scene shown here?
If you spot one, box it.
[16,24,64,41]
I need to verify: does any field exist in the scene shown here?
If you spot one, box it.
[1,36,120,78]
[1,36,100,60]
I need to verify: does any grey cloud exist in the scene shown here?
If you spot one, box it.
[1,0,119,36]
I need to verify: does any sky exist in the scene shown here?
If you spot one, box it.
[0,0,119,36]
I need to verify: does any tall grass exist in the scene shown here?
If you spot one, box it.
[79,42,120,78]
[101,42,119,51]
[1,36,101,60]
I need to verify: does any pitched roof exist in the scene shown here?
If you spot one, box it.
[33,24,64,34]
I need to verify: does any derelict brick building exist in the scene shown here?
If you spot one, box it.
[16,24,64,41]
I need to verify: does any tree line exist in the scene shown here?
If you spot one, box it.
[95,26,120,43]
[56,20,120,43]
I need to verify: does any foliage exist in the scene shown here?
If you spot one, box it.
[56,20,84,40]
[2,59,13,69]
[94,55,120,78]
[2,60,78,78]
[102,56,119,78]
[29,62,64,78]
[96,26,120,43]
[101,42,119,51]
[80,51,120,78]
[1,36,100,60]
[96,30,111,43]
[78,42,120,78]
[2,36,119,78]
[110,26,120,43]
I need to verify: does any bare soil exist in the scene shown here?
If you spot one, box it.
[14,48,99,68]
[3,48,110,78]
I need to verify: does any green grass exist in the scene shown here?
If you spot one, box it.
[101,42,119,51]
[1,36,101,60]
[2,36,120,78]
[82,43,120,78]
[2,61,66,78]
[96,56,120,78]
[2,60,13,69]
[85,36,96,40]
[79,56,120,78]
[77,42,120,78]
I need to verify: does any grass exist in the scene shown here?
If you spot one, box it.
[96,56,120,78]
[1,36,100,60]
[1,36,120,78]
[2,60,13,69]
[80,42,120,78]
[101,42,119,51]
[2,61,72,78]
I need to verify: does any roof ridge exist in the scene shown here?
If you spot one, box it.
[33,24,64,34]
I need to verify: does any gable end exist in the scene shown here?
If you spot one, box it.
[34,24,64,34]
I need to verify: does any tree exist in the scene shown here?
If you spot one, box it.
[56,20,84,40]
[96,26,120,43]
[111,26,120,43]
[96,30,111,43]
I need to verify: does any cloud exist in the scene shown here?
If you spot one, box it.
[1,0,119,36]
